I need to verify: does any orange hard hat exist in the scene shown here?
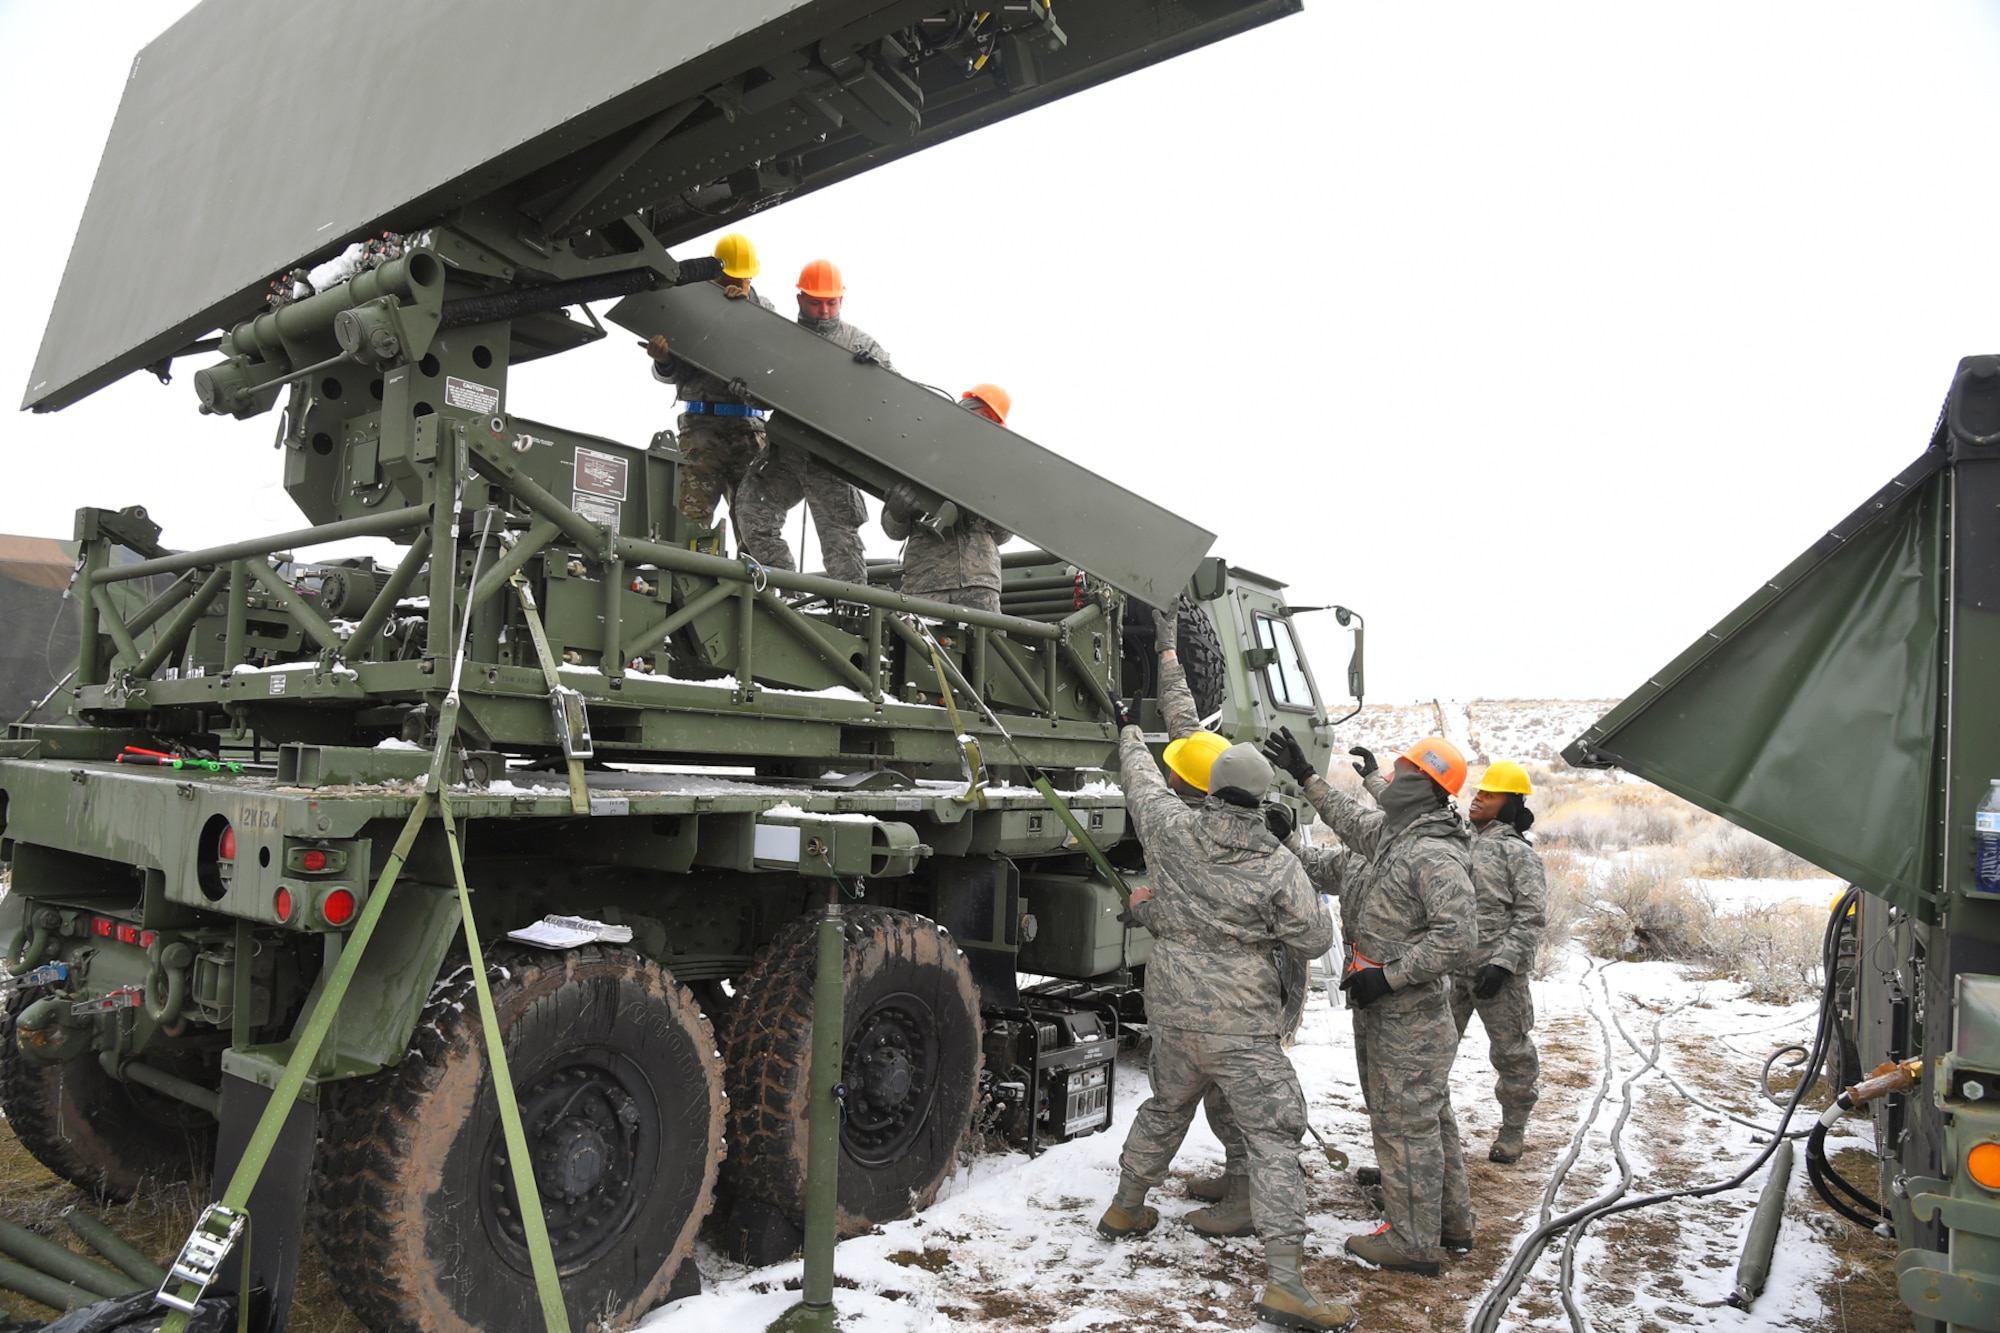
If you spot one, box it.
[797,258,846,298]
[961,383,1011,425]
[1398,736,1468,796]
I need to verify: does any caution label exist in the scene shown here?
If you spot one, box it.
[572,491,622,530]
[444,376,500,414]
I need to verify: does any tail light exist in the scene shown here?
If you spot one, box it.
[321,889,357,926]
[219,825,236,861]
[274,887,294,923]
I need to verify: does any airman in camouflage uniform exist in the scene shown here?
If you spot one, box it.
[879,389,1014,613]
[733,273,886,586]
[1096,730,1353,1331]
[1263,729,1476,1277]
[1456,764,1548,1163]
[645,285,776,537]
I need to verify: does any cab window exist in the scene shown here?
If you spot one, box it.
[1254,614,1314,712]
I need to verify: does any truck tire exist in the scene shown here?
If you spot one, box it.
[722,907,981,1235]
[312,946,723,1333]
[0,983,213,1200]
[1122,594,1228,721]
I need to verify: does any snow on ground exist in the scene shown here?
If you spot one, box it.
[649,938,1869,1333]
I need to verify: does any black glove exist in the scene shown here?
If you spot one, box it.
[1340,965,1393,1009]
[1473,963,1512,1000]
[884,483,921,523]
[1115,697,1137,729]
[1261,725,1315,785]
[1152,602,1178,653]
[1349,745,1378,780]
[1264,802,1295,843]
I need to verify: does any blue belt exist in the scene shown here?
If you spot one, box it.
[682,401,766,418]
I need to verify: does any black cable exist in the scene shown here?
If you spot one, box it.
[1470,883,1860,1333]
[1806,1123,1887,1227]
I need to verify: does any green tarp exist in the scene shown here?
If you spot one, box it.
[1566,449,1946,917]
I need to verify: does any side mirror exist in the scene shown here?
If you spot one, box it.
[1333,606,1364,702]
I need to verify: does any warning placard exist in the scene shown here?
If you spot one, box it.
[444,376,500,414]
[573,446,629,500]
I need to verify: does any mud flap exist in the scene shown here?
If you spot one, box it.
[210,1073,317,1333]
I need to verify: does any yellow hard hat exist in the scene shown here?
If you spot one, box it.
[1163,731,1229,791]
[712,232,760,280]
[1477,760,1533,796]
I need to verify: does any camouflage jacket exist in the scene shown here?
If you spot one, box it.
[1288,775,1475,1013]
[1158,656,1201,741]
[799,314,895,370]
[1119,727,1334,1034]
[651,285,777,407]
[881,508,1011,596]
[1469,820,1547,974]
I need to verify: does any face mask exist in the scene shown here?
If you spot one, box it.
[1378,772,1442,835]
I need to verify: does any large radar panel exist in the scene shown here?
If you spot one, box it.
[25,0,1297,413]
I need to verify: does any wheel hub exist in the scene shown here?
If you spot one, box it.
[840,992,939,1166]
[483,1054,658,1269]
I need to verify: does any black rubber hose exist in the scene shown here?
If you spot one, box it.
[1806,1120,1887,1222]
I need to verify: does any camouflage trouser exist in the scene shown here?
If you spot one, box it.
[735,441,868,585]
[902,584,1000,614]
[1119,1026,1310,1245]
[1353,993,1473,1261]
[675,418,765,530]
[1451,969,1540,1128]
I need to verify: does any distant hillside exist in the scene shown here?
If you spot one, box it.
[1335,699,1620,767]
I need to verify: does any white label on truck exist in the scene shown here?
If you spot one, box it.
[588,796,629,817]
[1979,812,2000,834]
[268,673,288,695]
[445,376,500,414]
[754,823,802,864]
[571,491,621,529]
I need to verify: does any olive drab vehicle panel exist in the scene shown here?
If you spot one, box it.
[24,0,1301,412]
[1563,444,1948,917]
[610,282,1218,609]
[1569,355,2000,1330]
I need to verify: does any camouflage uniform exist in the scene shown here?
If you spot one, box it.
[1117,726,1335,1245]
[1290,776,1476,1264]
[1451,820,1547,1134]
[650,286,776,530]
[1150,656,1253,1183]
[881,506,1011,614]
[734,316,889,586]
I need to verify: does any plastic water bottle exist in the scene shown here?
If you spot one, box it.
[1978,780,2000,894]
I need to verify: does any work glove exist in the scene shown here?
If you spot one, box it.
[645,334,672,363]
[1115,697,1138,729]
[1349,745,1379,780]
[1152,602,1178,654]
[1473,963,1512,1000]
[1340,965,1393,1009]
[1264,801,1296,844]
[1261,725,1316,785]
[884,483,921,524]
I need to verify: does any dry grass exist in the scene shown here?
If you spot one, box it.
[0,1117,358,1333]
[1529,776,1831,1003]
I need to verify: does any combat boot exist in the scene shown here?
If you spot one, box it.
[1344,1223,1441,1277]
[1255,1242,1358,1332]
[1353,1165,1382,1188]
[1187,1173,1254,1238]
[1185,1172,1231,1203]
[1490,1123,1527,1164]
[1096,1172,1159,1241]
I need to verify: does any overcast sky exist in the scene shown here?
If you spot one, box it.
[5,1,1999,707]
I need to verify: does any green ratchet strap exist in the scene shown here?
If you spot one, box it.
[511,570,592,816]
[437,786,572,1333]
[157,786,437,1333]
[922,639,986,806]
[905,618,1129,894]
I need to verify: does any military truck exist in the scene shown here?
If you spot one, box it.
[1,4,1347,1333]
[1565,358,2000,1330]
